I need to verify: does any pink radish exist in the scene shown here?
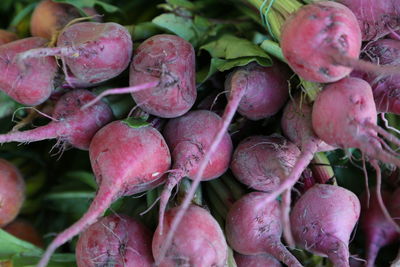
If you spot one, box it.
[0,37,57,105]
[158,110,232,232]
[153,205,228,266]
[156,61,290,260]
[280,1,400,83]
[0,89,113,150]
[76,214,154,267]
[225,192,302,267]
[360,189,399,267]
[234,253,282,267]
[290,184,360,267]
[19,22,132,88]
[37,120,171,267]
[0,159,25,227]
[230,134,300,192]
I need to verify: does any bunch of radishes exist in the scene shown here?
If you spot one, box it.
[1,0,400,266]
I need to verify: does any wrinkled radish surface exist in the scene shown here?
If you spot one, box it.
[152,205,228,267]
[281,1,361,83]
[130,34,196,118]
[76,214,153,267]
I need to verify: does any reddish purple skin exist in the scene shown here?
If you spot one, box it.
[360,190,400,267]
[337,0,400,41]
[76,214,153,267]
[163,110,233,180]
[389,187,400,227]
[0,90,114,150]
[89,120,171,197]
[225,62,290,120]
[312,77,379,158]
[0,37,57,105]
[57,22,132,87]
[281,1,361,83]
[234,253,282,267]
[290,184,360,266]
[130,34,196,118]
[281,96,335,152]
[152,205,228,267]
[225,192,302,267]
[230,135,300,192]
[0,159,25,227]
[358,39,400,114]
[50,89,114,149]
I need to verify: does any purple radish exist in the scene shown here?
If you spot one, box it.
[281,1,400,83]
[129,34,196,118]
[234,253,282,267]
[0,37,57,105]
[336,0,400,41]
[76,214,154,267]
[156,61,291,260]
[225,192,303,267]
[19,22,132,88]
[360,189,399,267]
[152,205,228,267]
[290,184,360,267]
[159,110,233,232]
[0,89,113,150]
[37,120,171,267]
[230,134,300,192]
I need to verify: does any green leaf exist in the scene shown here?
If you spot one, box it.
[53,0,119,13]
[122,118,150,129]
[166,0,195,9]
[152,13,197,45]
[0,229,41,258]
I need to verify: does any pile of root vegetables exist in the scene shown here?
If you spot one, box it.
[1,0,400,266]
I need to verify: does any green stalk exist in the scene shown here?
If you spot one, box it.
[260,39,285,61]
[178,178,203,206]
[206,183,229,220]
[124,22,161,40]
[207,178,235,209]
[311,152,336,185]
[220,174,246,202]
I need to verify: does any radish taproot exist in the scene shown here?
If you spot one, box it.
[156,61,291,260]
[159,110,232,232]
[360,189,399,267]
[0,159,25,227]
[76,214,154,267]
[19,22,132,88]
[153,205,228,267]
[83,34,197,118]
[230,134,300,192]
[37,120,171,267]
[280,1,400,83]
[0,89,114,150]
[0,37,57,105]
[225,192,303,267]
[336,0,400,41]
[290,184,360,267]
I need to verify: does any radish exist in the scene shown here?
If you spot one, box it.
[152,205,228,267]
[234,253,282,267]
[230,134,300,192]
[290,184,360,267]
[225,192,303,267]
[19,22,132,88]
[0,89,114,150]
[156,62,290,260]
[0,37,57,105]
[83,34,197,118]
[76,214,153,267]
[280,1,400,83]
[360,189,399,267]
[3,219,44,248]
[158,110,232,232]
[0,29,17,45]
[129,34,196,118]
[37,120,171,267]
[0,159,25,227]
[336,0,400,41]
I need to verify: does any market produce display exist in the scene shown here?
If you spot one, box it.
[0,0,400,266]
